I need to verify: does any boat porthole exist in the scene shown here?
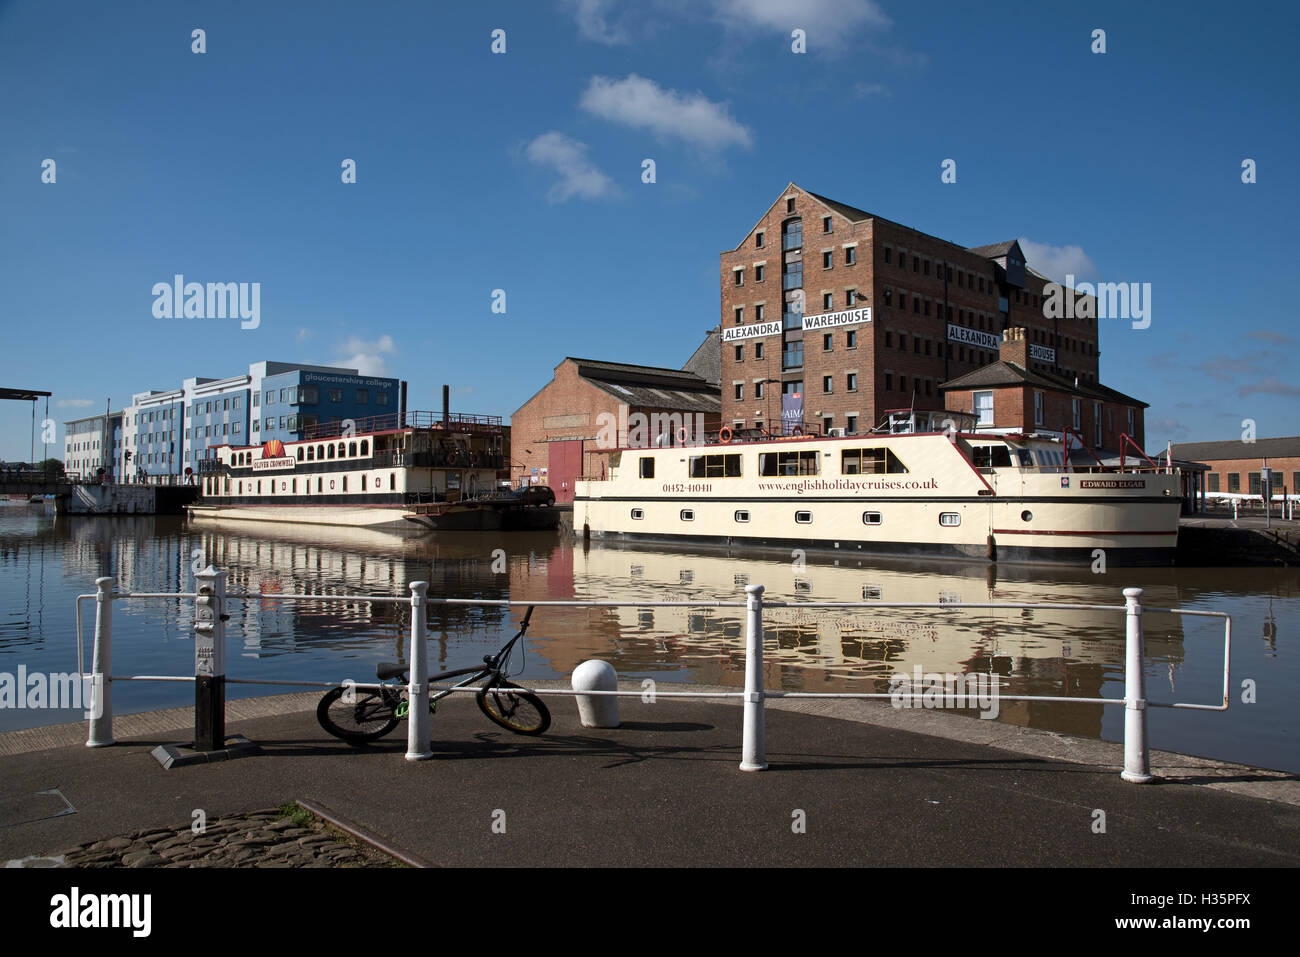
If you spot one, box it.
[330,480,335,490]
[1021,510,1033,522]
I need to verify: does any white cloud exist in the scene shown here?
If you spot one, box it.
[579,74,753,151]
[296,327,311,342]
[1019,239,1099,285]
[335,334,395,376]
[56,398,95,408]
[524,132,617,203]
[712,0,890,43]
[563,0,629,45]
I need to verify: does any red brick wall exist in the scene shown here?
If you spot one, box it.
[945,385,1144,449]
[1192,456,1300,494]
[510,360,720,487]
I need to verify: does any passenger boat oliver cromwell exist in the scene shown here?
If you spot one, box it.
[190,410,555,530]
[572,410,1182,565]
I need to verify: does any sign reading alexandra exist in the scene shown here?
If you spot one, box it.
[721,321,782,343]
[1029,344,1056,362]
[947,324,1000,351]
[801,307,871,331]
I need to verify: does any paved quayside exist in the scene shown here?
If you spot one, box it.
[2,684,1297,867]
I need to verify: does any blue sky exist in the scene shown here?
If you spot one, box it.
[2,0,1297,462]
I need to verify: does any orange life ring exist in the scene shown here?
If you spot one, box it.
[791,426,803,435]
[677,426,690,444]
[718,427,733,444]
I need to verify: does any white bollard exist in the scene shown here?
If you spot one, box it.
[1120,587,1153,783]
[86,577,115,748]
[405,581,432,761]
[572,660,620,728]
[740,584,767,771]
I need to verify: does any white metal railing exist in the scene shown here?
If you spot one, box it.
[73,570,1231,781]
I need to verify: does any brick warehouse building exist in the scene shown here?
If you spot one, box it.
[510,352,721,503]
[1166,436,1300,499]
[719,182,1109,436]
[942,327,1147,453]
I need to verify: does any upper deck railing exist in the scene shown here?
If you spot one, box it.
[299,410,503,441]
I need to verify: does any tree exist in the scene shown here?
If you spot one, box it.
[38,458,65,476]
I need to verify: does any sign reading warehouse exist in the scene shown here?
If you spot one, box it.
[801,307,871,331]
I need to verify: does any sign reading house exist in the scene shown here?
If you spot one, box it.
[802,307,871,331]
[946,324,1000,351]
[253,438,295,471]
[1029,344,1056,362]
[721,321,782,343]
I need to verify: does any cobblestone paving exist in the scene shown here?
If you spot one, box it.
[48,805,403,868]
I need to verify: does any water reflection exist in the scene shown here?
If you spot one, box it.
[0,506,1295,772]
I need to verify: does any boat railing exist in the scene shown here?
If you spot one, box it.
[75,573,1230,783]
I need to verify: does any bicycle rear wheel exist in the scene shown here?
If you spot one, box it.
[318,686,400,744]
[477,680,550,735]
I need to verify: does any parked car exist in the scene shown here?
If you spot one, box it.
[517,485,555,507]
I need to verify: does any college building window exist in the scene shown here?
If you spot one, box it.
[357,389,368,404]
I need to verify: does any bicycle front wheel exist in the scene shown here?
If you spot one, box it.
[477,680,550,736]
[318,686,400,745]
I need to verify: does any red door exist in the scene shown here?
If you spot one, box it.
[549,439,582,504]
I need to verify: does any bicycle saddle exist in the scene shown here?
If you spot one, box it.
[376,661,408,680]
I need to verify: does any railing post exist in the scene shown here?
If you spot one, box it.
[740,584,767,771]
[406,581,432,761]
[193,566,227,751]
[1121,587,1154,783]
[86,577,115,748]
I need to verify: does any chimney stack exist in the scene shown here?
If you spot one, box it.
[442,384,450,427]
[999,326,1029,368]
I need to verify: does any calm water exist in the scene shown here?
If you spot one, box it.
[1,504,1295,772]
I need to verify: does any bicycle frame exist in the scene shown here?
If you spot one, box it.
[385,605,535,710]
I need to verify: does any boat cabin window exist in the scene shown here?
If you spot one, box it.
[317,445,325,460]
[734,510,750,523]
[631,508,644,520]
[360,440,369,456]
[348,441,357,457]
[688,453,742,478]
[337,442,345,458]
[680,509,695,521]
[639,457,654,479]
[307,446,315,461]
[759,450,819,476]
[841,447,909,474]
[972,445,1013,469]
[1013,448,1035,468]
[862,511,882,525]
[296,447,303,461]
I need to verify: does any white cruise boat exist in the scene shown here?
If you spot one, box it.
[572,411,1182,565]
[188,411,553,530]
